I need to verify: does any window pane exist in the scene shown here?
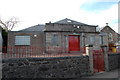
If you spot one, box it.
[90,36,94,44]
[15,36,30,45]
[52,34,58,46]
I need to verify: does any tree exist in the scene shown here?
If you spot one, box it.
[0,17,19,52]
[0,17,19,31]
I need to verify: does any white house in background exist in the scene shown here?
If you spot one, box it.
[0,26,2,52]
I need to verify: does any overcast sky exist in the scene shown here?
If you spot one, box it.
[0,0,119,32]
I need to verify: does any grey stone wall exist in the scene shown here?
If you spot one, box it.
[45,23,96,32]
[45,32,72,53]
[2,56,91,78]
[108,53,120,71]
[45,31,102,54]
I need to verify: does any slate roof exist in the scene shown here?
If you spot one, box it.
[19,18,97,32]
[100,26,116,33]
[19,24,45,31]
[54,18,97,27]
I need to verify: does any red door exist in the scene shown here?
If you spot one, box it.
[69,35,80,51]
[93,50,104,73]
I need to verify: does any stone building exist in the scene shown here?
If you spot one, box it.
[7,18,108,54]
[45,18,103,54]
[100,23,119,51]
[7,24,45,54]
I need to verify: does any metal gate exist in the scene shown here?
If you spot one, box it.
[93,49,104,73]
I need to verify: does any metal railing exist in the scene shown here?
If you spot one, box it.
[2,46,86,59]
[2,46,119,59]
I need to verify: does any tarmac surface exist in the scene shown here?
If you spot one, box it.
[81,69,120,80]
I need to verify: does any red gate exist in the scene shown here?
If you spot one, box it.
[93,49,104,73]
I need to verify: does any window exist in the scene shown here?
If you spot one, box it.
[51,34,59,46]
[99,37,102,44]
[108,33,113,41]
[90,36,95,44]
[15,36,30,45]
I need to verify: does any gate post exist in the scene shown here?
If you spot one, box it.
[86,45,94,74]
[101,45,109,71]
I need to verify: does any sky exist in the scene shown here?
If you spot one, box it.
[0,0,119,32]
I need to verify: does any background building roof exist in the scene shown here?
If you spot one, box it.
[54,18,97,27]
[19,24,45,31]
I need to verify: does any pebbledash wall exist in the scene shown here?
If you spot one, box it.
[2,56,91,78]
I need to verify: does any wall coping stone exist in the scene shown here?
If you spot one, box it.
[2,55,89,63]
[108,53,120,56]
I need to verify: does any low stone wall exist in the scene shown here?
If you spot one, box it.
[108,53,120,71]
[2,56,91,78]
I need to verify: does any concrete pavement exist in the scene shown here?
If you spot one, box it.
[82,69,119,79]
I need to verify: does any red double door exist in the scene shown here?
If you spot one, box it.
[69,35,80,51]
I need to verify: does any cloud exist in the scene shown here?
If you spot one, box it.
[77,3,118,32]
